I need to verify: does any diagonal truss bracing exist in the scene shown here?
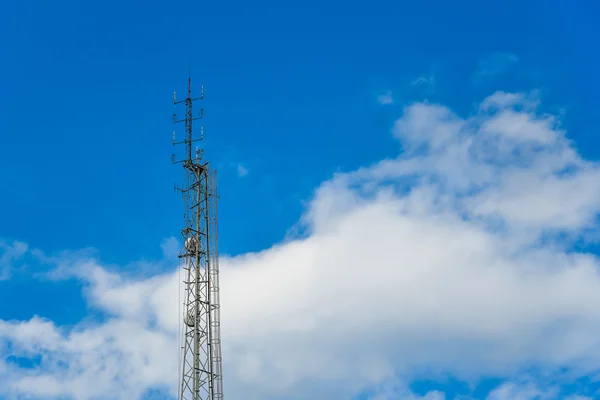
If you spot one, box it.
[173,78,223,400]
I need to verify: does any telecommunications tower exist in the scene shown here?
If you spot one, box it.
[173,76,224,400]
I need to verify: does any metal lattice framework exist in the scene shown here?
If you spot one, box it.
[173,77,223,400]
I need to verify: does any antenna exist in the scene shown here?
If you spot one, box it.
[173,76,224,400]
[172,73,204,165]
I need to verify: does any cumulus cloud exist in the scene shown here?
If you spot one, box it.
[2,91,600,399]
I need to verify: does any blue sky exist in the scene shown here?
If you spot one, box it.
[2,0,600,399]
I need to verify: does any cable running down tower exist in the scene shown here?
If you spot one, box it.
[173,76,224,400]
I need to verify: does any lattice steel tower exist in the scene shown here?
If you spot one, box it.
[173,76,224,400]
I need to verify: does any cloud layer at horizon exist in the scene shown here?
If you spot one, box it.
[2,91,600,399]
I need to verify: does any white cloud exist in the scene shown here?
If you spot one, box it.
[485,380,557,400]
[361,380,445,400]
[236,163,249,178]
[3,91,600,399]
[472,52,519,82]
[411,74,435,89]
[370,387,445,400]
[160,236,180,260]
[479,91,539,111]
[0,240,28,280]
[377,91,394,105]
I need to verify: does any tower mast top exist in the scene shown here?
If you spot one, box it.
[173,76,204,166]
